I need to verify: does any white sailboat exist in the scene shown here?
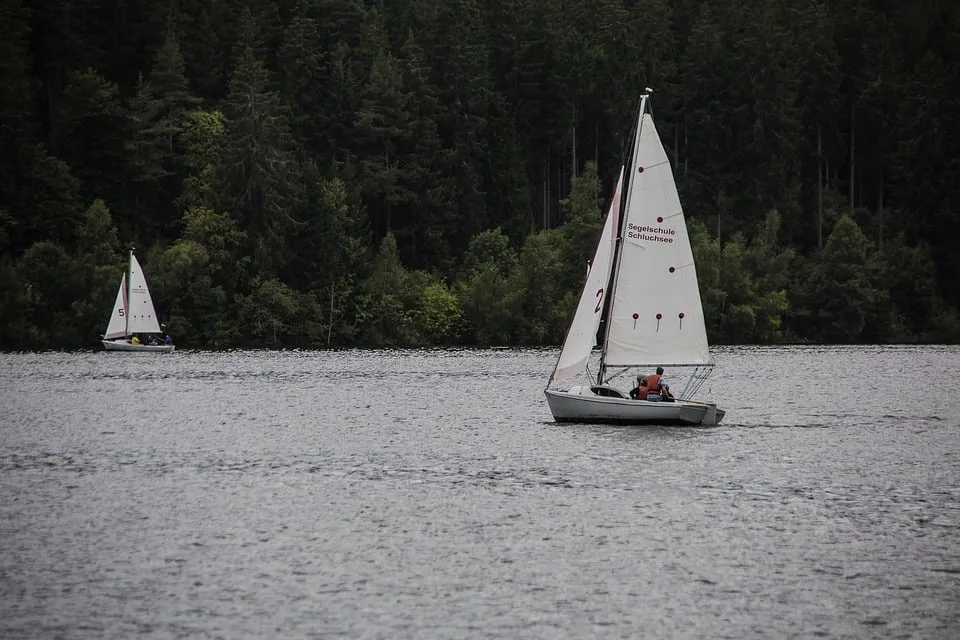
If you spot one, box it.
[545,91,724,426]
[101,250,175,352]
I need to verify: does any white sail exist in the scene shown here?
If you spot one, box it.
[603,109,710,367]
[103,274,128,339]
[552,167,624,382]
[126,253,162,334]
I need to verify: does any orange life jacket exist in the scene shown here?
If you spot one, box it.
[646,373,660,392]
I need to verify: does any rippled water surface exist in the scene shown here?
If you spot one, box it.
[1,346,958,639]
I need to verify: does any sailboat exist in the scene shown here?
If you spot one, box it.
[545,90,723,426]
[101,249,175,352]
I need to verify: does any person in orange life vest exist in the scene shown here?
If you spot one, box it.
[646,366,675,402]
[629,375,648,400]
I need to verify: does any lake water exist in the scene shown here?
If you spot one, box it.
[1,346,958,639]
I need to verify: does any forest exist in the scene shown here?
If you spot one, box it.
[1,0,958,350]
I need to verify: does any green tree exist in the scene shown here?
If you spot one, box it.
[456,228,518,345]
[235,277,320,347]
[219,45,299,273]
[3,144,82,254]
[16,241,81,348]
[407,272,463,345]
[0,252,34,348]
[177,109,226,212]
[282,168,368,346]
[877,234,939,341]
[792,215,887,342]
[744,210,794,342]
[689,218,723,340]
[355,233,414,346]
[353,51,413,244]
[70,200,122,345]
[129,29,202,236]
[558,161,604,294]
[50,68,136,225]
[148,206,245,347]
[511,229,565,344]
[0,0,42,247]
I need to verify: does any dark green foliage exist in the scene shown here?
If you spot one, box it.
[558,162,604,294]
[791,215,888,343]
[457,228,518,345]
[129,30,203,237]
[356,233,414,346]
[511,230,566,344]
[1,0,958,349]
[4,144,82,252]
[50,69,136,229]
[218,45,299,274]
[15,241,81,348]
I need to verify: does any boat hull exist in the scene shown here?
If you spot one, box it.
[545,387,724,426]
[102,340,175,353]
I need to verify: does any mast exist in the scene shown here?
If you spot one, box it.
[597,91,650,384]
[125,248,132,338]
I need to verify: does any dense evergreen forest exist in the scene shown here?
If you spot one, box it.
[1,0,958,350]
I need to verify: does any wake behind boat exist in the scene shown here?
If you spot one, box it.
[544,90,723,426]
[101,250,174,353]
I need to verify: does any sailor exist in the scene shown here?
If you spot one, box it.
[646,366,676,402]
[629,375,648,400]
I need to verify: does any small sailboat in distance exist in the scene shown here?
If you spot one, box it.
[101,249,174,352]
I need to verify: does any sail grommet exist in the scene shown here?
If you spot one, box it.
[669,267,675,273]
[679,312,685,329]
[637,166,644,173]
[657,216,663,223]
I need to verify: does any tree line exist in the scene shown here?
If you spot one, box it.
[1,0,958,350]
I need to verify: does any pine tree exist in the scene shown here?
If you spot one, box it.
[129,30,203,236]
[219,45,299,274]
[50,68,136,235]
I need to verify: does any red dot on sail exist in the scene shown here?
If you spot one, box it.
[679,313,685,318]
[669,267,675,273]
[632,313,639,319]
[637,167,644,173]
[657,217,663,223]
[656,313,662,320]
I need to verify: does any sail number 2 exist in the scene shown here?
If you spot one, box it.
[594,288,604,313]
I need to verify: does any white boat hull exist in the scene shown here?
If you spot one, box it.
[102,340,175,353]
[545,386,724,426]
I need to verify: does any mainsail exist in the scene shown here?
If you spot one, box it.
[551,167,624,382]
[126,253,162,335]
